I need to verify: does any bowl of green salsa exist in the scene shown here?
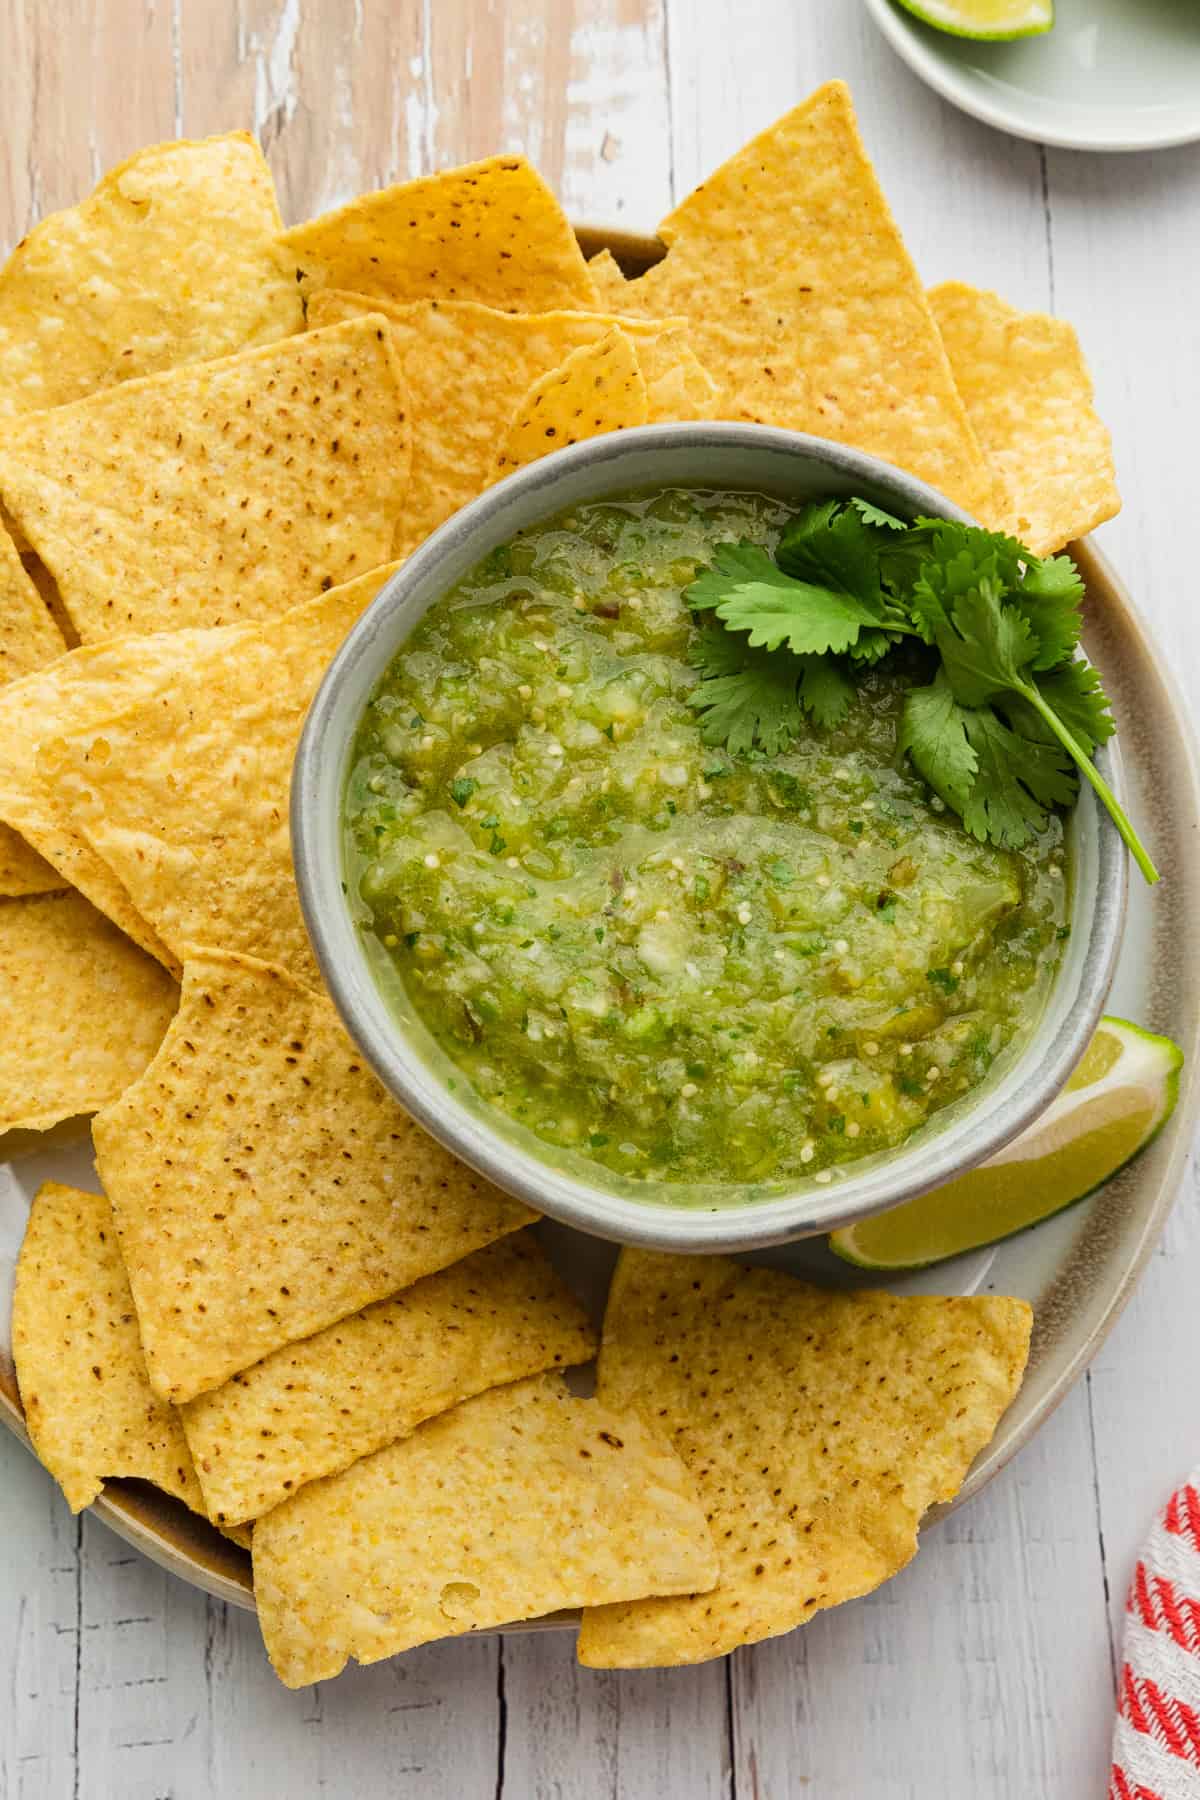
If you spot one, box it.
[293,425,1128,1251]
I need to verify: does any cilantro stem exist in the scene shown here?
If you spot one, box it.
[1019,681,1159,884]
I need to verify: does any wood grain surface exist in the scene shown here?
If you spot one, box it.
[2,3,1199,1796]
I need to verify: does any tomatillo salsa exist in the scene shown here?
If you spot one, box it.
[344,490,1068,1187]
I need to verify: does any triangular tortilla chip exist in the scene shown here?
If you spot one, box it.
[253,1373,718,1685]
[587,247,631,306]
[181,1230,596,1524]
[40,563,399,988]
[283,155,598,313]
[93,950,535,1403]
[577,1250,1032,1667]
[307,292,713,555]
[0,317,411,642]
[619,82,992,517]
[0,633,229,967]
[0,133,302,419]
[0,525,65,684]
[492,329,648,479]
[13,1182,203,1513]
[0,527,66,895]
[0,891,178,1136]
[930,281,1119,555]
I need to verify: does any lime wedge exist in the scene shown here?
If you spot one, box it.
[893,0,1053,40]
[830,1018,1182,1271]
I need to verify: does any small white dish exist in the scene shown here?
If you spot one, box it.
[863,0,1200,153]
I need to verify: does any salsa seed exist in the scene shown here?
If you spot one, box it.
[814,1169,833,1184]
[800,1142,815,1163]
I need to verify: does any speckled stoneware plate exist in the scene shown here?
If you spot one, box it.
[1,227,1197,1625]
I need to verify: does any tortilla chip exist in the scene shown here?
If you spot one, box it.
[182,1230,596,1524]
[0,891,178,1136]
[587,248,630,306]
[283,155,597,314]
[0,134,301,420]
[493,330,647,479]
[308,293,712,555]
[930,281,1119,555]
[93,950,535,1403]
[0,633,226,967]
[0,318,411,643]
[40,564,398,988]
[619,82,992,517]
[0,525,65,685]
[577,1250,1032,1668]
[13,1182,203,1513]
[0,529,67,895]
[0,824,61,898]
[253,1373,717,1684]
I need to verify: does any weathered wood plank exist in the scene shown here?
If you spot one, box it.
[0,1434,79,1800]
[0,0,175,253]
[501,1630,731,1799]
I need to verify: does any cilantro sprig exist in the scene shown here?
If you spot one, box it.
[685,497,1157,882]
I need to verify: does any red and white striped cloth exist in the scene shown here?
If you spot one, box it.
[1111,1469,1200,1799]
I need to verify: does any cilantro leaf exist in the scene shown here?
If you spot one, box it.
[774,502,885,610]
[935,575,1040,706]
[1011,553,1086,671]
[687,625,806,756]
[959,708,1056,849]
[900,672,978,816]
[686,542,879,656]
[1003,659,1115,758]
[800,658,854,727]
[850,497,907,531]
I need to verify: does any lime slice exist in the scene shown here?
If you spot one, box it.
[893,0,1053,40]
[830,1018,1183,1271]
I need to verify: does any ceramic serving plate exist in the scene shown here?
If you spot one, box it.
[862,0,1200,154]
[1,228,1197,1623]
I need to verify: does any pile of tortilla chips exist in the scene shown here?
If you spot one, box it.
[3,83,1105,1682]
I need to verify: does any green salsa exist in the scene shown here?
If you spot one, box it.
[344,490,1068,1188]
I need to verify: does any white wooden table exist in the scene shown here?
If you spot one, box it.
[2,2,1199,1794]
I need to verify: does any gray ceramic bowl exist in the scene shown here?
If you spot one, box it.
[292,423,1127,1252]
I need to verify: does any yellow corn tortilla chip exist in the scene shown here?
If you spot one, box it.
[619,82,992,517]
[0,824,61,898]
[930,281,1119,555]
[39,563,399,988]
[0,317,411,643]
[0,525,66,685]
[0,632,231,967]
[0,134,302,421]
[13,1182,203,1514]
[253,1373,717,1685]
[0,528,67,896]
[0,891,178,1136]
[308,293,714,555]
[182,1230,596,1524]
[492,329,647,479]
[587,248,630,306]
[93,950,535,1404]
[283,155,598,313]
[577,1250,1032,1668]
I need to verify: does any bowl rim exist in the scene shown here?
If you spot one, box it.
[292,421,1127,1252]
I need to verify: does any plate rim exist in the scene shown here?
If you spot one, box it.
[3,226,1198,1625]
[861,0,1200,153]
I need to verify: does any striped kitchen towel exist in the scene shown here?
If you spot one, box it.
[1111,1469,1200,1799]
